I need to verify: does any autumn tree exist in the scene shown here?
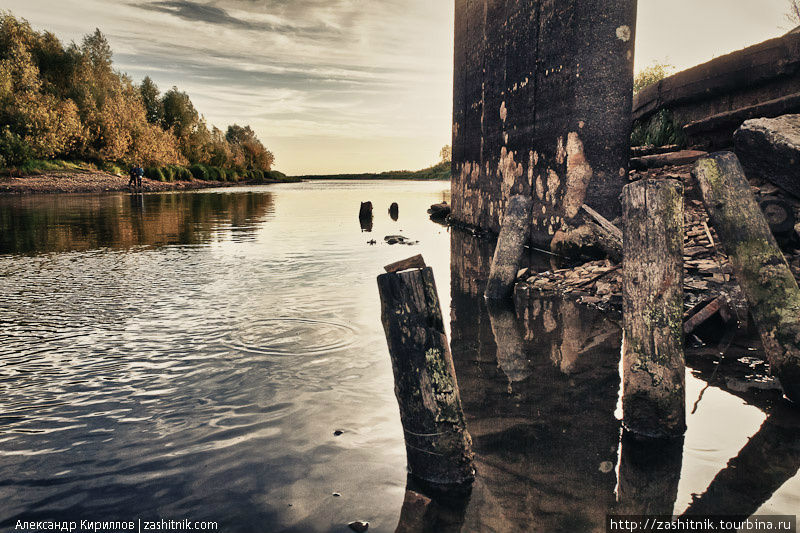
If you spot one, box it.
[634,62,675,94]
[140,76,163,125]
[0,14,82,163]
[0,12,274,171]
[226,124,274,171]
[439,144,452,163]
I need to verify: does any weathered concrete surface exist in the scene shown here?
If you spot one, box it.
[633,32,800,148]
[452,0,637,246]
[734,114,800,197]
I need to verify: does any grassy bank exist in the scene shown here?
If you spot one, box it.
[0,159,299,195]
[2,159,296,184]
[296,160,451,181]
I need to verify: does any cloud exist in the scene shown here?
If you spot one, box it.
[136,0,337,38]
[2,0,455,173]
[140,1,248,27]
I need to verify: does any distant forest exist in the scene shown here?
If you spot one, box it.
[0,12,275,177]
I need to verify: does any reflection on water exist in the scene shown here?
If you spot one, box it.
[0,182,451,533]
[397,229,800,533]
[0,191,275,254]
[449,231,622,532]
[0,183,799,532]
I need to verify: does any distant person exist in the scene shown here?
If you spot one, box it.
[128,164,138,188]
[136,165,144,188]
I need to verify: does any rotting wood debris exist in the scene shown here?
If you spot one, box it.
[516,160,800,324]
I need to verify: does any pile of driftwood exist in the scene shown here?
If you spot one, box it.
[520,156,800,343]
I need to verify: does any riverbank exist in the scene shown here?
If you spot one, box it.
[0,169,299,195]
[296,161,451,181]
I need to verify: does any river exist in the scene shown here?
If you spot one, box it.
[0,181,798,532]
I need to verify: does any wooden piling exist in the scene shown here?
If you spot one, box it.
[377,263,474,486]
[484,195,533,299]
[693,152,800,402]
[359,201,373,220]
[617,433,684,515]
[622,178,686,438]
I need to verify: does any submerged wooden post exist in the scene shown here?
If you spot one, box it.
[622,178,686,438]
[359,201,373,220]
[484,195,533,299]
[693,152,800,402]
[377,262,474,486]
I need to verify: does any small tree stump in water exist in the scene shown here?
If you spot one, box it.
[377,264,474,486]
[622,178,686,438]
[484,195,534,299]
[359,201,373,220]
[693,152,800,402]
[389,202,399,221]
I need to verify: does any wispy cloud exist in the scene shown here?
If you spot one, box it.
[3,0,454,173]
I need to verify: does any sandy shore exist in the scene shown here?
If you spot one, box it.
[0,170,287,195]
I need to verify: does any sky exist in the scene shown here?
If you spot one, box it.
[2,0,795,175]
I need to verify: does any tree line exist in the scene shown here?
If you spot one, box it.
[0,12,275,178]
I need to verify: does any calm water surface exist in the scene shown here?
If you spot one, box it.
[0,181,798,532]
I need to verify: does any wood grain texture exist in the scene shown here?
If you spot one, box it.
[622,178,686,438]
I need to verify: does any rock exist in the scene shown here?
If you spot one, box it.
[384,235,417,246]
[428,202,451,220]
[734,114,800,197]
[333,430,344,436]
[389,202,399,220]
[348,521,369,533]
[332,492,341,497]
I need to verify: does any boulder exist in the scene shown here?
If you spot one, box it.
[427,202,451,221]
[734,114,800,197]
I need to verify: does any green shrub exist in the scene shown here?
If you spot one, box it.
[144,166,166,181]
[631,109,686,148]
[176,166,192,180]
[265,170,287,180]
[0,129,34,167]
[189,163,209,180]
[206,166,222,180]
[99,161,125,176]
[161,166,175,182]
[634,62,675,94]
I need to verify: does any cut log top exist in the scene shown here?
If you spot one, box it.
[385,255,426,274]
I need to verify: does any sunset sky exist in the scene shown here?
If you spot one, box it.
[4,0,794,174]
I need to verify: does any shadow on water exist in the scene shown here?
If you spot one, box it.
[0,191,275,254]
[397,228,800,532]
